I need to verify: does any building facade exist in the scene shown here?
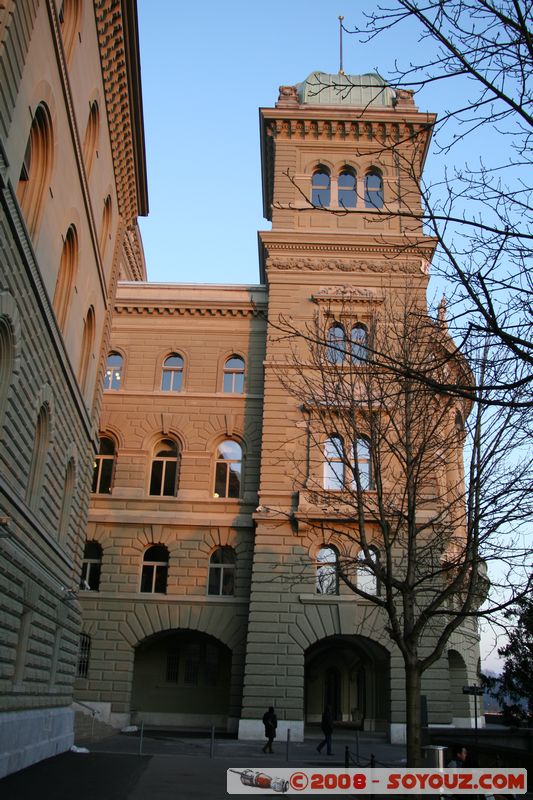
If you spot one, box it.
[0,0,146,778]
[76,73,481,743]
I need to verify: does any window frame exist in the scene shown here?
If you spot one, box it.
[92,436,116,494]
[207,546,236,596]
[364,169,384,209]
[149,438,179,497]
[222,355,245,394]
[338,167,357,209]
[140,544,169,594]
[311,166,331,207]
[80,540,103,591]
[161,353,184,392]
[103,351,123,391]
[315,545,339,595]
[213,439,243,499]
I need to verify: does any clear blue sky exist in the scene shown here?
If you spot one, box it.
[136,2,505,672]
[136,0,450,286]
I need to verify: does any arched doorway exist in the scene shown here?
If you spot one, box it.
[304,635,389,732]
[448,649,470,725]
[131,629,231,728]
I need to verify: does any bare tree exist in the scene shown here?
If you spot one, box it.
[280,2,533,406]
[269,290,531,765]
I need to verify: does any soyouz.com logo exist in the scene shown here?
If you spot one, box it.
[227,767,527,794]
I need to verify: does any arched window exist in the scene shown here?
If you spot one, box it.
[27,403,50,507]
[104,351,123,391]
[149,438,179,496]
[208,547,236,596]
[59,0,81,62]
[100,195,112,256]
[327,324,346,365]
[223,355,245,393]
[83,100,99,175]
[92,436,115,494]
[16,103,54,236]
[77,633,91,678]
[338,168,357,208]
[79,306,95,393]
[140,544,169,593]
[324,436,345,491]
[161,353,184,391]
[351,323,368,364]
[316,546,338,595]
[353,437,372,490]
[364,170,384,209]
[58,457,75,542]
[357,547,379,595]
[54,225,78,332]
[0,313,15,427]
[213,440,242,498]
[311,167,331,207]
[80,541,102,591]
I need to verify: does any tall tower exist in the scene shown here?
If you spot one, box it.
[238,73,475,743]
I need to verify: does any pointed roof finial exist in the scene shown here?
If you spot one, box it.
[338,16,345,75]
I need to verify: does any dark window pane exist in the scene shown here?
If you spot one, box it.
[88,562,101,591]
[80,562,89,589]
[327,325,345,364]
[221,569,235,595]
[228,463,241,497]
[215,463,227,496]
[312,187,330,207]
[84,541,102,559]
[154,565,168,593]
[99,458,113,493]
[205,645,219,685]
[161,371,171,391]
[220,547,236,564]
[150,460,163,495]
[156,439,177,457]
[208,566,221,595]
[162,460,177,496]
[233,373,244,393]
[145,545,168,562]
[99,437,115,455]
[223,373,233,392]
[338,171,355,189]
[140,564,154,592]
[210,549,222,564]
[164,355,183,368]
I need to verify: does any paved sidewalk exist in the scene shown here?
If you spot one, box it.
[0,730,406,799]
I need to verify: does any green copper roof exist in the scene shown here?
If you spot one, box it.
[297,71,395,107]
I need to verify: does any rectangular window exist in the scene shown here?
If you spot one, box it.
[184,644,200,685]
[77,634,91,679]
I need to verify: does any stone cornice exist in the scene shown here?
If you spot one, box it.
[312,286,381,303]
[114,303,267,318]
[94,0,148,225]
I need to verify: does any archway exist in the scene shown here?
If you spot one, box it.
[305,635,389,732]
[448,650,470,725]
[131,629,231,728]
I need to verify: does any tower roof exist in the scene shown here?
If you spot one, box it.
[296,71,395,107]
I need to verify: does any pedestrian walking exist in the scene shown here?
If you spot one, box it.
[317,705,334,755]
[262,706,277,753]
[447,744,468,768]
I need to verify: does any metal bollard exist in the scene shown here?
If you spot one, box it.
[139,720,144,755]
[345,745,350,768]
[286,728,291,762]
[210,725,215,759]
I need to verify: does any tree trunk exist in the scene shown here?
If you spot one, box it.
[405,661,423,767]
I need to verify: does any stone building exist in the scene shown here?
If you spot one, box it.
[76,72,481,743]
[0,0,147,777]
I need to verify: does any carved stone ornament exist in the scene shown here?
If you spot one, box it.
[276,85,299,107]
[267,257,422,273]
[312,286,378,302]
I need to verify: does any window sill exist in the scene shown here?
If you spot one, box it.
[298,593,369,604]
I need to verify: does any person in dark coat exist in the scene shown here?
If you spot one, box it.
[317,705,334,755]
[262,706,277,753]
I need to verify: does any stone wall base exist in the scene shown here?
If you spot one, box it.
[0,707,74,779]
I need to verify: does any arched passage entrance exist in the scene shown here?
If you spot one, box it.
[305,635,390,732]
[131,629,232,728]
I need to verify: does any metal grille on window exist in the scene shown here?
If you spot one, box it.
[77,633,91,678]
[166,649,180,682]
[184,643,201,685]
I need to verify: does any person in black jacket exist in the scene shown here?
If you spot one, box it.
[317,705,334,755]
[262,706,277,753]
